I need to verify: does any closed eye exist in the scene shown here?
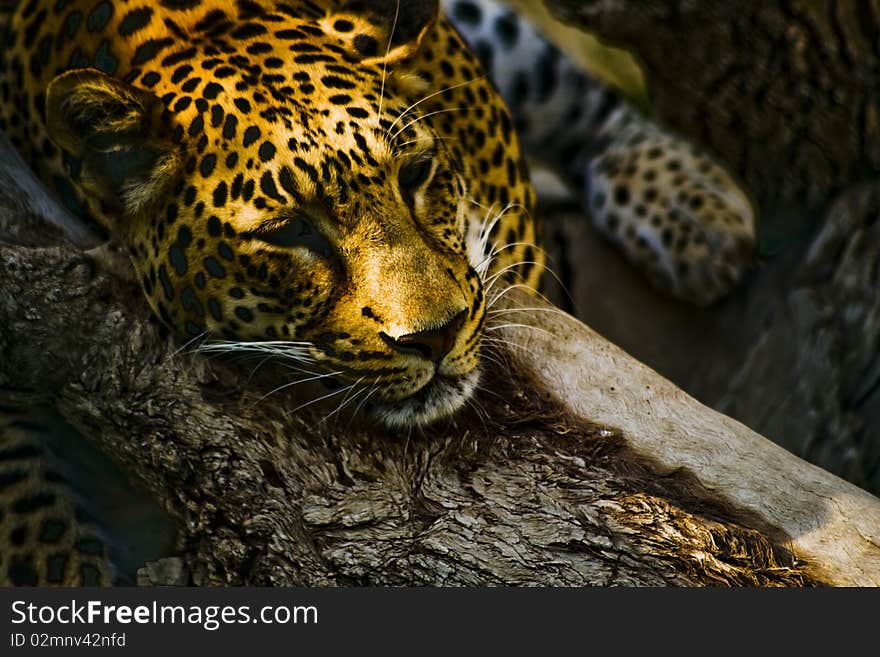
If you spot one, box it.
[250,215,332,257]
[398,158,434,196]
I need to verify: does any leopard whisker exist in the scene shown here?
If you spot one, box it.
[467,199,502,275]
[376,0,401,126]
[485,283,541,309]
[483,260,544,289]
[464,396,490,433]
[169,330,212,360]
[475,350,509,372]
[320,376,367,426]
[466,198,537,277]
[255,369,346,406]
[474,383,509,405]
[403,426,413,462]
[480,334,537,356]
[488,283,565,317]
[384,75,486,143]
[243,353,327,386]
[484,322,554,338]
[486,310,562,334]
[197,340,317,365]
[480,333,522,347]
[487,306,569,318]
[284,381,358,418]
[467,195,528,218]
[199,340,315,350]
[393,135,461,156]
[480,238,544,267]
[349,375,383,428]
[390,106,474,143]
[466,199,527,276]
[470,200,576,310]
[244,353,278,385]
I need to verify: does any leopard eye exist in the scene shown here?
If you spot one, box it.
[256,215,331,257]
[398,158,433,193]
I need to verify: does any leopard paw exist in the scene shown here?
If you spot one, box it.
[586,130,756,306]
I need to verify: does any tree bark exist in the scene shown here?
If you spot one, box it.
[2,140,879,587]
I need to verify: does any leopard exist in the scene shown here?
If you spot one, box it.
[0,0,756,585]
[2,0,546,431]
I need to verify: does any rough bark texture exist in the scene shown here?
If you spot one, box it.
[525,0,880,496]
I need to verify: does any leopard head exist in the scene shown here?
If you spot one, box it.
[43,0,512,428]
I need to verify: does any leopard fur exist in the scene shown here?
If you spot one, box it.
[1,0,543,431]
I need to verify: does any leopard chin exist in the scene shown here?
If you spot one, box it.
[370,368,481,429]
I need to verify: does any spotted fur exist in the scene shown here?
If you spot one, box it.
[0,409,118,586]
[447,0,757,306]
[1,0,543,430]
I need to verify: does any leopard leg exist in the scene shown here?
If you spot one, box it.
[445,0,756,305]
[0,406,176,586]
[583,123,756,306]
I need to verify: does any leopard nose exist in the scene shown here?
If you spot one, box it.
[380,309,468,362]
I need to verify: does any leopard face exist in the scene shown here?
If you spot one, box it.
[1,0,543,427]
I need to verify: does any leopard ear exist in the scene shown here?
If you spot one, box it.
[341,0,438,63]
[45,69,181,222]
